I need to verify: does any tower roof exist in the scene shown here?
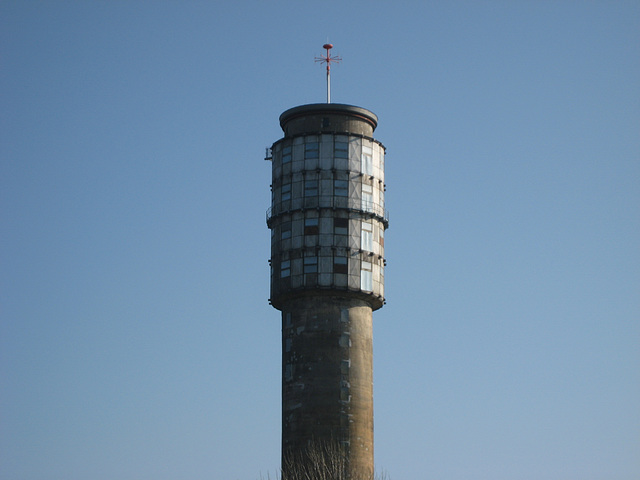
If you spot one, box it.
[279,103,378,136]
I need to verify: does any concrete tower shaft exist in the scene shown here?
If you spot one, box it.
[267,103,387,478]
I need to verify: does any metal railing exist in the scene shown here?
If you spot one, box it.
[266,195,389,227]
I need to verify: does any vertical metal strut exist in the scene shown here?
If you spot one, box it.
[315,43,342,103]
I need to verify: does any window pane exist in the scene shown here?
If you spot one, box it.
[282,183,291,201]
[361,268,372,291]
[362,184,373,212]
[281,260,291,278]
[303,256,318,273]
[334,218,348,235]
[334,179,348,197]
[334,256,348,274]
[305,142,319,159]
[282,145,292,164]
[281,222,291,240]
[362,146,373,175]
[304,218,319,235]
[335,141,348,159]
[304,179,318,197]
[362,222,373,251]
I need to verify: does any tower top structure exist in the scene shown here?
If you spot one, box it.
[279,103,378,137]
[267,102,387,311]
[314,43,341,103]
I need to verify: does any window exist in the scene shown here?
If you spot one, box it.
[361,222,373,251]
[281,222,291,240]
[281,183,291,201]
[334,256,348,274]
[379,227,384,247]
[281,260,291,278]
[303,256,318,274]
[362,145,373,175]
[304,179,318,197]
[282,145,292,164]
[334,218,348,235]
[341,359,350,375]
[335,141,348,159]
[305,142,319,159]
[361,261,372,291]
[304,218,319,235]
[340,384,350,403]
[362,184,373,212]
[334,179,348,197]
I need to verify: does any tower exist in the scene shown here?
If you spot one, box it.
[266,47,387,479]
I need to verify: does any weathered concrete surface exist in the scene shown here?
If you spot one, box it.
[281,296,373,479]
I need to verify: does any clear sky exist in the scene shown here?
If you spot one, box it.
[1,1,638,479]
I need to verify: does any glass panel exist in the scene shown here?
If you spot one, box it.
[334,179,348,197]
[281,260,291,278]
[362,184,373,212]
[304,218,319,235]
[304,179,318,197]
[334,218,348,235]
[334,256,348,274]
[335,141,348,159]
[281,222,291,240]
[281,183,291,201]
[362,222,373,251]
[282,145,292,164]
[305,142,319,159]
[303,256,318,273]
[362,145,373,175]
[361,266,372,291]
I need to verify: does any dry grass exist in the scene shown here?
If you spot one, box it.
[260,441,389,480]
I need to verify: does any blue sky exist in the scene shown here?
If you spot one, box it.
[1,1,638,479]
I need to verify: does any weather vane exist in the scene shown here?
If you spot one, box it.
[315,43,341,103]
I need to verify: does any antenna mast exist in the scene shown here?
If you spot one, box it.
[315,43,341,103]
